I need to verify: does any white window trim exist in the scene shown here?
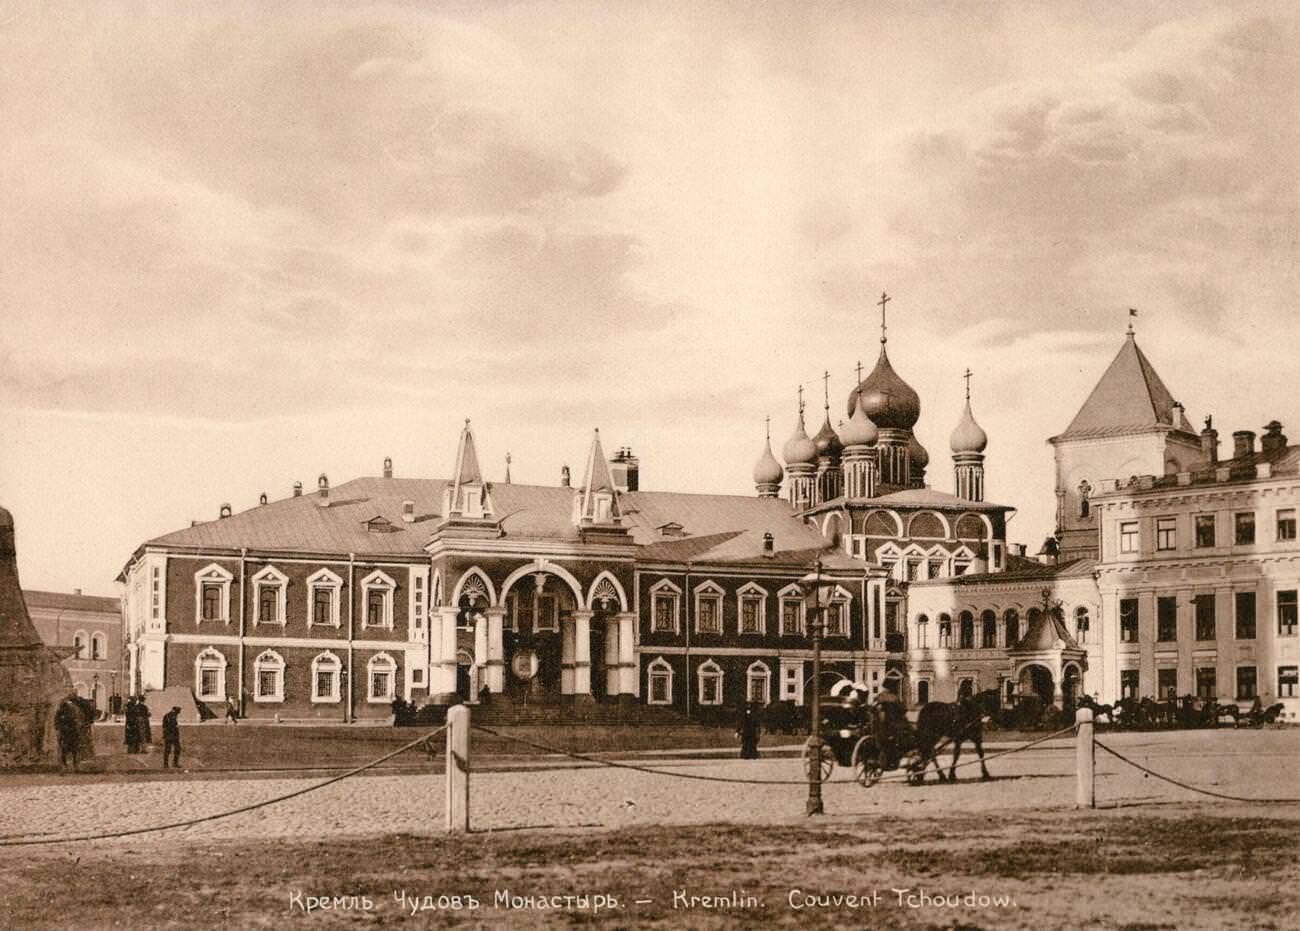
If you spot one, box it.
[90,631,107,661]
[366,652,398,703]
[311,651,342,704]
[746,660,771,704]
[736,582,767,636]
[73,629,88,659]
[253,649,286,703]
[1119,520,1140,554]
[251,565,289,627]
[360,570,397,630]
[778,583,805,637]
[649,579,682,634]
[306,568,343,628]
[534,593,559,633]
[647,656,674,705]
[697,659,724,706]
[824,584,853,638]
[195,647,227,701]
[409,569,427,637]
[194,563,233,624]
[693,581,724,634]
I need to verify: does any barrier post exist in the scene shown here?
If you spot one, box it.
[1075,707,1094,809]
[446,704,470,833]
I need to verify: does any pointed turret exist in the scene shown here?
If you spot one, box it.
[441,419,494,521]
[574,429,622,526]
[951,369,988,501]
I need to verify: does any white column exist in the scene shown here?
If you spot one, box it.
[561,615,575,695]
[486,607,505,693]
[617,612,637,697]
[604,616,620,695]
[431,606,459,698]
[573,610,592,697]
[474,611,488,696]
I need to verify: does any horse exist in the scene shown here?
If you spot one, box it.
[910,696,990,784]
[1245,702,1287,727]
[1077,695,1115,724]
[1210,701,1240,727]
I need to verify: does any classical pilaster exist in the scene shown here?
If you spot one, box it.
[561,615,575,695]
[431,606,459,700]
[617,612,637,698]
[485,607,505,693]
[573,610,593,698]
[604,615,619,696]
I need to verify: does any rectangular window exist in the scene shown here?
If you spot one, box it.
[1194,594,1216,641]
[697,596,720,633]
[781,665,799,701]
[1195,514,1216,549]
[201,584,221,621]
[1156,596,1177,642]
[1119,521,1139,554]
[535,595,558,632]
[1156,517,1177,551]
[315,670,334,700]
[200,668,219,698]
[927,560,944,579]
[1120,669,1139,701]
[1120,598,1139,643]
[1195,667,1216,700]
[1279,665,1299,698]
[700,674,722,705]
[515,593,534,632]
[906,560,920,581]
[1157,667,1178,700]
[313,588,333,625]
[1235,512,1256,545]
[367,590,385,627]
[257,669,278,699]
[259,586,279,623]
[649,671,671,704]
[747,673,768,704]
[740,597,761,634]
[653,595,675,632]
[411,667,425,686]
[1236,666,1257,701]
[1279,590,1298,636]
[781,600,802,636]
[1235,591,1256,640]
[1279,508,1297,541]
[370,671,391,700]
[825,602,846,637]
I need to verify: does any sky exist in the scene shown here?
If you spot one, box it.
[1,0,1297,595]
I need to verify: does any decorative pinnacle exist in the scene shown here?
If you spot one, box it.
[1127,307,1137,336]
[797,384,805,418]
[878,291,891,344]
[855,360,863,384]
[964,368,973,401]
[822,371,830,413]
[765,415,771,441]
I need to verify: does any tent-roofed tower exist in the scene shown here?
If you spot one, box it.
[1049,323,1201,561]
[439,419,496,534]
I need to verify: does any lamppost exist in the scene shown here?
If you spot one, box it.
[800,558,837,816]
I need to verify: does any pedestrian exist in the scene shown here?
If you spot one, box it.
[138,698,152,747]
[224,696,239,725]
[737,701,761,760]
[55,696,82,771]
[162,706,182,769]
[124,696,139,753]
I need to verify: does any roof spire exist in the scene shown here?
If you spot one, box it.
[855,360,863,384]
[797,384,805,422]
[822,370,830,414]
[964,367,973,402]
[1127,307,1137,337]
[575,428,622,525]
[878,291,891,345]
[504,451,512,484]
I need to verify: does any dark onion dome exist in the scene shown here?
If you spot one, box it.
[907,431,929,469]
[840,393,879,446]
[782,413,817,465]
[950,398,988,453]
[812,414,842,457]
[846,345,920,429]
[752,435,784,485]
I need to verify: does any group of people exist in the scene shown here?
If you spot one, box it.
[123,696,183,767]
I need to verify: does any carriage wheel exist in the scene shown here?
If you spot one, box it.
[851,737,882,787]
[801,741,835,782]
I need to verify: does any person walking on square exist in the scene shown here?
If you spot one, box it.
[55,696,82,771]
[737,701,761,760]
[123,696,139,753]
[224,696,239,725]
[161,706,181,769]
[138,698,152,748]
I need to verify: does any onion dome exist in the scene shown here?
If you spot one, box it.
[812,414,842,457]
[752,435,784,485]
[782,413,817,465]
[840,394,879,447]
[846,345,920,429]
[950,399,988,454]
[907,432,929,469]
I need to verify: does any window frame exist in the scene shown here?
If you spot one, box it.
[1278,508,1297,542]
[1119,521,1139,554]
[90,632,106,660]
[1195,666,1217,701]
[649,580,681,634]
[938,613,953,648]
[1235,511,1256,546]
[824,590,851,638]
[1119,598,1139,643]
[778,584,805,637]
[958,611,976,650]
[1155,596,1177,642]
[366,652,398,703]
[1234,591,1256,640]
[1156,667,1178,700]
[1155,517,1177,552]
[253,649,285,703]
[1278,590,1298,637]
[194,647,227,702]
[1194,594,1216,641]
[697,659,724,706]
[980,610,997,649]
[693,582,724,635]
[251,565,288,627]
[360,570,397,630]
[1236,665,1257,701]
[193,563,233,624]
[311,652,342,704]
[73,630,87,659]
[1279,665,1298,699]
[306,568,343,628]
[736,583,766,636]
[745,661,770,704]
[1003,609,1020,647]
[1194,514,1216,549]
[647,657,673,705]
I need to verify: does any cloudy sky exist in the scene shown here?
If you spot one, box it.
[2,0,1297,594]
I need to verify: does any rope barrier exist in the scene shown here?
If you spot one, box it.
[1094,738,1300,804]
[867,724,1078,785]
[0,724,449,848]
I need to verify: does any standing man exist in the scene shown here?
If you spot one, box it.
[55,696,82,771]
[737,701,761,760]
[123,696,138,753]
[137,698,152,749]
[161,706,182,769]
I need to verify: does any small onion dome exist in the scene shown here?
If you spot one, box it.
[847,345,921,429]
[907,432,930,469]
[812,414,842,457]
[752,437,784,485]
[840,394,879,447]
[949,399,988,454]
[782,416,817,465]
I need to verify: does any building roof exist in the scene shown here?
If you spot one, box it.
[23,590,120,613]
[1010,605,1081,653]
[1104,438,1300,496]
[1052,334,1195,442]
[935,556,1097,587]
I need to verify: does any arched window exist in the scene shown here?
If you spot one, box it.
[959,611,975,650]
[697,659,724,706]
[367,653,397,702]
[91,632,106,661]
[915,614,929,649]
[195,647,227,701]
[958,677,975,700]
[693,581,724,635]
[1078,480,1092,518]
[647,657,674,705]
[361,571,396,630]
[311,652,341,703]
[746,661,771,704]
[981,610,997,649]
[307,568,343,627]
[938,613,953,648]
[251,565,288,626]
[73,630,88,659]
[1074,606,1090,643]
[253,650,285,702]
[916,680,930,705]
[1004,609,1021,646]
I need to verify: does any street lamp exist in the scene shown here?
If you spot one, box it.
[799,558,838,817]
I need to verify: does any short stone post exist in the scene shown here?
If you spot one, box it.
[1075,707,1094,809]
[446,704,470,833]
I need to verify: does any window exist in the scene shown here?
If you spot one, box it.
[958,612,974,650]
[1279,665,1298,698]
[1120,669,1139,701]
[697,660,723,706]
[1279,590,1298,636]
[780,663,801,702]
[253,650,285,702]
[194,564,233,623]
[1279,508,1297,542]
[1157,667,1178,700]
[647,658,673,704]
[1120,598,1139,643]
[360,571,396,629]
[694,584,722,634]
[1003,609,1020,646]
[1119,521,1139,554]
[194,647,226,701]
[780,592,804,636]
[90,632,106,660]
[306,569,342,627]
[957,678,974,700]
[1156,517,1177,551]
[938,614,953,648]
[367,653,397,702]
[73,631,87,659]
[906,560,920,582]
[927,560,944,579]
[1237,666,1257,701]
[411,574,425,633]
[1194,594,1216,641]
[1195,514,1216,549]
[1235,592,1256,640]
[650,581,680,633]
[252,566,287,626]
[1078,480,1091,518]
[915,614,929,649]
[1235,512,1256,545]
[1157,597,1177,642]
[981,610,997,649]
[202,584,221,620]
[746,662,770,704]
[1195,667,1216,700]
[738,589,764,635]
[825,601,847,637]
[311,652,341,703]
[535,594,559,632]
[916,680,930,705]
[1074,606,1090,644]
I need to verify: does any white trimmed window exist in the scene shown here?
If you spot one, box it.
[367,652,397,702]
[91,632,106,660]
[361,570,396,629]
[737,583,766,635]
[694,581,723,634]
[73,630,88,659]
[698,660,724,706]
[916,614,929,649]
[311,652,342,703]
[746,661,771,704]
[826,588,851,637]
[650,579,681,633]
[780,662,801,702]
[410,571,426,634]
[535,593,559,632]
[194,564,233,623]
[252,565,288,626]
[779,584,804,636]
[307,568,343,627]
[195,647,227,701]
[647,657,673,705]
[253,649,285,703]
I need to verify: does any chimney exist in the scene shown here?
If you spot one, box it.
[560,465,571,488]
[74,588,82,596]
[762,531,774,557]
[219,503,232,519]
[258,492,268,506]
[383,456,393,479]
[1261,421,1288,455]
[402,500,415,523]
[1232,430,1256,460]
[293,481,303,497]
[1200,416,1218,465]
[1037,536,1060,566]
[317,473,330,507]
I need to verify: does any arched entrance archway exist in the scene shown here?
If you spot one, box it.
[1018,663,1054,707]
[1061,663,1082,713]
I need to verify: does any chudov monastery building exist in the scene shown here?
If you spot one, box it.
[119,316,1300,722]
